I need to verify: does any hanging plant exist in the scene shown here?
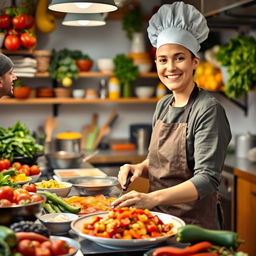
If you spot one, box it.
[216,35,256,99]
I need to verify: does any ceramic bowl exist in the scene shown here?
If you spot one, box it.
[72,89,85,98]
[29,172,41,183]
[35,181,73,197]
[97,58,114,73]
[39,213,79,235]
[135,86,155,98]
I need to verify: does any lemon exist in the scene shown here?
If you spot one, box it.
[62,77,73,87]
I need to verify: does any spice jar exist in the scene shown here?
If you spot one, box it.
[108,77,120,99]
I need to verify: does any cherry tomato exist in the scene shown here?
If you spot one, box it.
[22,184,37,193]
[20,164,30,171]
[2,159,10,169]
[51,240,70,255]
[0,199,12,207]
[17,239,40,256]
[30,165,40,175]
[18,168,30,176]
[4,35,20,50]
[16,193,31,203]
[0,186,14,201]
[12,14,27,29]
[7,28,20,37]
[12,161,22,170]
[20,32,36,49]
[13,188,29,202]
[0,14,11,29]
[35,247,51,256]
[41,241,52,252]
[30,194,43,203]
[25,15,34,29]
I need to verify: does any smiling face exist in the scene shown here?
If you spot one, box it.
[0,68,17,97]
[155,44,199,94]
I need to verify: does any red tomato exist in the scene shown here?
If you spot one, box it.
[30,165,40,175]
[51,240,70,255]
[0,14,11,29]
[18,168,30,176]
[0,186,14,201]
[12,14,27,29]
[22,184,37,193]
[25,15,34,29]
[20,164,30,171]
[20,32,36,49]
[2,159,10,169]
[30,194,43,203]
[12,161,22,170]
[16,193,31,203]
[0,199,12,207]
[13,189,29,202]
[7,28,20,37]
[17,239,40,256]
[35,247,51,256]
[0,160,6,170]
[4,35,20,50]
[41,241,52,252]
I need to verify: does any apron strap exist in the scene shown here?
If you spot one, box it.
[181,84,199,123]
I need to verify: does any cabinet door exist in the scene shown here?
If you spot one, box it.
[236,177,256,255]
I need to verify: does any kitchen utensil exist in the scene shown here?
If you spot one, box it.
[118,172,132,198]
[93,110,118,150]
[55,138,81,153]
[134,128,149,154]
[82,150,99,162]
[44,117,57,143]
[235,132,256,158]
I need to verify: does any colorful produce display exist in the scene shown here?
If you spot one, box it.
[82,207,175,239]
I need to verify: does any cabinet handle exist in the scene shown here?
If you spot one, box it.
[251,191,256,196]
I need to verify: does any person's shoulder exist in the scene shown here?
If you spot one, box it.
[196,88,223,110]
[156,93,172,109]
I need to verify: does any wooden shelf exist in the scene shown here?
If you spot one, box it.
[34,72,158,78]
[0,97,158,105]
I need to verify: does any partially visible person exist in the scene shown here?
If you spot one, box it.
[0,53,17,98]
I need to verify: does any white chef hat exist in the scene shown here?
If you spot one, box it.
[147,1,209,56]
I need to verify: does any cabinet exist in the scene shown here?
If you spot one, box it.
[236,175,256,255]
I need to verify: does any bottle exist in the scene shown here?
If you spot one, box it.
[99,78,108,99]
[108,77,121,99]
[156,82,166,99]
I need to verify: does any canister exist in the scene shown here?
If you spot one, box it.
[235,132,256,158]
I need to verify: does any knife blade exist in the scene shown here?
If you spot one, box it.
[119,172,133,197]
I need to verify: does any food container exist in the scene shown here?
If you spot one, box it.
[45,151,84,169]
[55,132,82,153]
[235,132,256,158]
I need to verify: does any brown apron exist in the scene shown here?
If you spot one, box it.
[148,86,220,229]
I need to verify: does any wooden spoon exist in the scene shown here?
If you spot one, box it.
[44,117,57,143]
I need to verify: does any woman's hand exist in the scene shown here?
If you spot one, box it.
[112,190,158,209]
[118,160,148,190]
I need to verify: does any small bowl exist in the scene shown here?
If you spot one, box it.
[72,89,85,99]
[35,181,72,197]
[50,236,80,256]
[54,88,72,98]
[39,213,79,235]
[135,86,155,98]
[69,176,119,196]
[97,58,114,73]
[15,177,32,185]
[76,59,93,72]
[136,62,152,73]
[0,193,45,226]
[29,172,41,183]
[12,153,43,165]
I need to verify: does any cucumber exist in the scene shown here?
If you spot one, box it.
[0,238,10,256]
[0,225,17,248]
[2,169,17,177]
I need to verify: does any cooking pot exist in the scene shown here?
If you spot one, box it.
[235,132,256,158]
[55,138,81,153]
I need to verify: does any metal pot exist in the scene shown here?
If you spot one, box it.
[235,132,256,158]
[45,151,84,169]
[55,138,81,153]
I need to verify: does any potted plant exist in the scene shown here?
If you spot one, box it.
[48,48,79,87]
[216,35,256,99]
[113,54,139,97]
[13,79,31,99]
[72,50,93,72]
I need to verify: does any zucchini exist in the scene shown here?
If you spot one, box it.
[177,225,243,250]
[38,191,80,214]
[0,238,10,256]
[0,225,17,248]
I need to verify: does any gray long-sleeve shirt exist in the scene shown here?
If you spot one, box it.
[152,88,232,199]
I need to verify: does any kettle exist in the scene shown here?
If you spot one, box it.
[235,132,256,158]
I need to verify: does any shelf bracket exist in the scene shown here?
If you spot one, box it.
[217,92,248,116]
[53,104,60,117]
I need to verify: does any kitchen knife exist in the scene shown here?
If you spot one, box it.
[119,172,133,197]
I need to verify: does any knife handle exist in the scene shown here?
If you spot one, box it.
[123,172,133,191]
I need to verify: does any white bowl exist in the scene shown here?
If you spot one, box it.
[29,172,41,183]
[135,86,155,98]
[39,213,79,235]
[97,58,114,73]
[35,181,72,197]
[136,62,152,73]
[72,89,85,99]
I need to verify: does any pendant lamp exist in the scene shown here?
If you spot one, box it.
[62,13,107,26]
[48,0,118,13]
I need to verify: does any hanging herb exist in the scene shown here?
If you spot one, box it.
[122,4,143,40]
[216,36,256,99]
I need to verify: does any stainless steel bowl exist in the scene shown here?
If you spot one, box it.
[69,176,119,196]
[45,151,83,169]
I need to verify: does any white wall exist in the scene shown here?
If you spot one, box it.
[0,1,255,144]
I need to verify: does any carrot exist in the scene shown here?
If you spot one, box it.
[153,242,213,256]
[16,232,50,242]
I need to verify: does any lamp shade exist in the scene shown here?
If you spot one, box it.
[48,0,118,13]
[62,13,106,26]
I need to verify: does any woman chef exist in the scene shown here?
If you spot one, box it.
[112,2,232,229]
